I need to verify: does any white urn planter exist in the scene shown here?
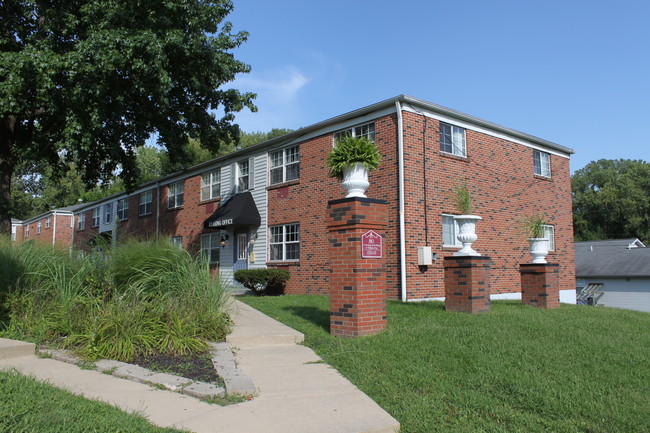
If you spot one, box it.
[342,162,370,198]
[528,238,549,264]
[453,215,482,256]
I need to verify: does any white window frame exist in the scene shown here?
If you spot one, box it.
[269,145,300,185]
[334,122,376,143]
[442,214,462,247]
[78,213,86,230]
[201,169,221,201]
[269,223,300,262]
[104,203,112,224]
[200,233,221,265]
[36,221,41,234]
[170,236,183,249]
[168,181,184,209]
[237,160,249,191]
[139,190,153,216]
[45,216,51,228]
[534,150,551,177]
[440,122,467,157]
[543,224,555,251]
[25,225,29,237]
[11,225,16,241]
[91,208,100,227]
[117,198,128,221]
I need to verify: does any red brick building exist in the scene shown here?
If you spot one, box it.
[13,95,576,302]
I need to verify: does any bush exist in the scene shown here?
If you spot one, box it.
[234,269,290,296]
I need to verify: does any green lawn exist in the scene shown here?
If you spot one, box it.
[0,370,187,433]
[240,296,650,433]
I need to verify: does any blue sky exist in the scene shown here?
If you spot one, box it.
[227,0,649,173]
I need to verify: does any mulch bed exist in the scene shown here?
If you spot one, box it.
[132,352,221,384]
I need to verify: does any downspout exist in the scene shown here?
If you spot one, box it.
[395,101,407,302]
[155,181,160,236]
[52,213,57,246]
[70,213,75,255]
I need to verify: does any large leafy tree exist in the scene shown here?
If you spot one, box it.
[572,159,650,241]
[0,0,255,233]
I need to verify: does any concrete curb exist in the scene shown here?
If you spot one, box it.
[40,343,254,400]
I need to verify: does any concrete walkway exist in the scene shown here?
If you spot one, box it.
[0,300,400,433]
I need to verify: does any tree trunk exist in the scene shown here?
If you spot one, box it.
[0,117,16,236]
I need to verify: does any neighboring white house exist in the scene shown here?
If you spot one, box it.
[575,239,650,313]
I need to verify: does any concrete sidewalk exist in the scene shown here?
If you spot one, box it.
[0,300,400,433]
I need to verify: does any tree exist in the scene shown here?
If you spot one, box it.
[0,0,256,233]
[239,128,294,148]
[572,159,650,241]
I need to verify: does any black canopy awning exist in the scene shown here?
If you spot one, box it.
[203,191,261,229]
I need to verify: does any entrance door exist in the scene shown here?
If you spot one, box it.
[233,230,248,272]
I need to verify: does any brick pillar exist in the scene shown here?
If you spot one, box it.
[519,263,560,309]
[444,256,492,313]
[326,197,388,337]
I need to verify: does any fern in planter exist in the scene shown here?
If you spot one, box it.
[326,136,382,181]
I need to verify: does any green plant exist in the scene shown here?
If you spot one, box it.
[326,135,382,181]
[453,182,472,214]
[522,213,547,238]
[234,269,290,296]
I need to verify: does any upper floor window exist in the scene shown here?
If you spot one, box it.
[442,214,461,247]
[440,122,466,157]
[534,150,551,177]
[139,190,152,216]
[78,213,86,230]
[543,224,555,251]
[201,169,221,201]
[168,181,184,209]
[334,122,376,143]
[104,203,112,224]
[45,216,51,228]
[269,223,300,261]
[92,208,100,227]
[37,221,42,234]
[237,160,249,191]
[117,198,128,221]
[269,146,299,185]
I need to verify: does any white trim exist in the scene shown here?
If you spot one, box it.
[401,104,571,159]
[408,289,577,304]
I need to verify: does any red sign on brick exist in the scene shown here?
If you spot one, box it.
[362,230,382,259]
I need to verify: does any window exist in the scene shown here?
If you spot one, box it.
[139,190,153,216]
[439,123,466,157]
[25,225,29,237]
[168,181,184,208]
[543,224,555,251]
[334,122,376,143]
[117,198,128,221]
[269,146,299,185]
[442,214,461,247]
[534,150,551,177]
[11,225,16,241]
[37,221,41,234]
[269,223,300,261]
[201,169,221,201]
[200,233,221,264]
[45,217,51,228]
[170,236,183,249]
[92,208,100,227]
[237,160,249,191]
[78,213,86,230]
[104,203,112,224]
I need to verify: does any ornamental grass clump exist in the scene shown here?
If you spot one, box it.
[522,213,547,238]
[453,182,473,215]
[326,135,382,180]
[0,237,231,362]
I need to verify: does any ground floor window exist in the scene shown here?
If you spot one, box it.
[170,236,183,249]
[200,233,221,265]
[269,223,300,261]
[543,224,555,251]
[442,214,461,247]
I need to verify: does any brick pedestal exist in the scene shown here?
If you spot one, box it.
[326,197,388,337]
[444,256,492,313]
[519,263,560,309]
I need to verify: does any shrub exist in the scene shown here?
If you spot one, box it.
[234,269,290,296]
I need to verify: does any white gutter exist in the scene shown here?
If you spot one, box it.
[395,101,407,302]
[52,213,57,246]
[155,181,160,236]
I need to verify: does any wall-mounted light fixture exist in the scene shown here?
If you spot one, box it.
[220,233,229,248]
[249,230,258,245]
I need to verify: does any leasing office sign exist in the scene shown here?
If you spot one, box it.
[208,218,234,228]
